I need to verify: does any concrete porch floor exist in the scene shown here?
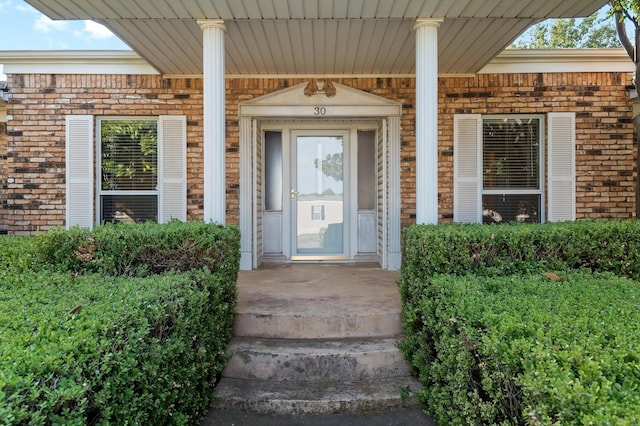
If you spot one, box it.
[236,263,401,315]
[234,263,404,339]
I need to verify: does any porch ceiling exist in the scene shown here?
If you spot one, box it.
[25,0,608,75]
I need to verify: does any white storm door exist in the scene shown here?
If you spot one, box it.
[291,131,349,259]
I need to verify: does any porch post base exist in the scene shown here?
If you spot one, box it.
[240,252,253,271]
[387,252,402,271]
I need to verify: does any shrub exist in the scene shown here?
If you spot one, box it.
[401,221,640,283]
[0,235,39,272]
[407,272,640,425]
[37,221,240,277]
[0,222,240,425]
[399,221,640,425]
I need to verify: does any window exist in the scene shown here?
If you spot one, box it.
[311,204,325,220]
[98,118,158,223]
[454,113,575,224]
[357,130,376,210]
[482,116,542,224]
[65,115,186,229]
[264,131,283,211]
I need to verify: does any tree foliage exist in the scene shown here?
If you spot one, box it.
[610,1,640,220]
[610,1,640,64]
[514,10,620,49]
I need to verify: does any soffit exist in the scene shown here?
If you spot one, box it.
[25,0,608,75]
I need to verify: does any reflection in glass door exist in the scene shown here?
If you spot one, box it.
[292,135,345,257]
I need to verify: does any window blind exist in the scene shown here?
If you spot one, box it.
[483,118,540,190]
[99,119,159,223]
[100,120,158,191]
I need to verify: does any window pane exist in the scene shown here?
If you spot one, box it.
[483,118,539,189]
[482,194,540,224]
[101,120,158,191]
[264,131,283,211]
[101,195,158,223]
[358,130,376,210]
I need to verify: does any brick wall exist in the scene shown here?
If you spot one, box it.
[2,74,205,234]
[438,72,636,222]
[0,119,6,233]
[1,72,635,234]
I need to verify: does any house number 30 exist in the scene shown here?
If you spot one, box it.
[314,106,327,116]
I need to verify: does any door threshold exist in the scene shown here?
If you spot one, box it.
[290,255,350,261]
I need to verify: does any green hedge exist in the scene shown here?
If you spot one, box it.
[0,222,240,425]
[401,221,640,282]
[408,272,640,425]
[37,220,239,277]
[0,235,39,272]
[399,221,640,425]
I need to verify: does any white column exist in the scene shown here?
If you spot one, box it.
[239,116,253,270]
[387,116,402,270]
[198,19,226,224]
[414,19,441,224]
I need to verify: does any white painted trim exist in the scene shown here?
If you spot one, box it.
[386,116,401,271]
[239,116,253,271]
[238,84,402,269]
[239,82,402,117]
[479,48,635,74]
[252,119,260,269]
[1,48,634,76]
[164,74,418,79]
[290,129,351,259]
[281,130,292,261]
[240,104,402,118]
[380,119,388,270]
[0,50,158,75]
[260,120,380,129]
[349,128,358,260]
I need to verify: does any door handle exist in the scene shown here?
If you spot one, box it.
[290,189,299,200]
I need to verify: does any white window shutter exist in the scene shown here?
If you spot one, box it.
[454,114,482,223]
[547,112,576,222]
[158,115,187,223]
[65,115,94,229]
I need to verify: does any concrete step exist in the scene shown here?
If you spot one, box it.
[223,337,412,381]
[212,376,422,415]
[234,311,403,339]
[216,265,420,416]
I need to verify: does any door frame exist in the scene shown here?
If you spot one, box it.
[290,129,351,260]
[261,121,368,263]
[238,82,402,270]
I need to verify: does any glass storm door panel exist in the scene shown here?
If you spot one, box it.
[293,135,345,257]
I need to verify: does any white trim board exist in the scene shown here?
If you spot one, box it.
[0,49,634,76]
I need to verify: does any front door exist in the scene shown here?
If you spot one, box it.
[291,131,349,260]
